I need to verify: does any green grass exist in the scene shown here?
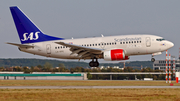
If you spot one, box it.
[0,89,179,101]
[0,80,179,86]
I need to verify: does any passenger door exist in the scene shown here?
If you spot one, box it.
[146,37,151,47]
[46,44,51,54]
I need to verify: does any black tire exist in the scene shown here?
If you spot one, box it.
[94,61,99,67]
[89,61,94,67]
[151,58,155,62]
[89,61,99,67]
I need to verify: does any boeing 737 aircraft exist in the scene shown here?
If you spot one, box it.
[7,6,174,67]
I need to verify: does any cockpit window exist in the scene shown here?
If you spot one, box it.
[156,38,165,41]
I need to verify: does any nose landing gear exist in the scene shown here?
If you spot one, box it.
[89,58,99,67]
[151,58,155,62]
[151,55,155,62]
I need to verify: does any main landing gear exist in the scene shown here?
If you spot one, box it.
[89,58,99,67]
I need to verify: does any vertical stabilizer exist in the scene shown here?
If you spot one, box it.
[10,6,64,44]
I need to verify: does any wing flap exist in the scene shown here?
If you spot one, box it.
[55,42,102,52]
[55,42,103,59]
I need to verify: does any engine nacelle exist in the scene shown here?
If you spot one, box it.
[103,49,129,61]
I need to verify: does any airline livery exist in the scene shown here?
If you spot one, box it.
[7,6,174,67]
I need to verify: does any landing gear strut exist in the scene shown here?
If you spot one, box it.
[89,58,99,67]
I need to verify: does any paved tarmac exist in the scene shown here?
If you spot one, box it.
[0,86,180,89]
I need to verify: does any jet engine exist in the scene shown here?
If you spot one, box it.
[103,49,129,61]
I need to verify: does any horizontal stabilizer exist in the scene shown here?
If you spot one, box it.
[6,42,34,48]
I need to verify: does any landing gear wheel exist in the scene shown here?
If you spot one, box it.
[94,61,99,67]
[89,61,94,67]
[151,58,155,62]
[89,58,99,67]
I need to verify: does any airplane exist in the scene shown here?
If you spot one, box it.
[7,6,174,67]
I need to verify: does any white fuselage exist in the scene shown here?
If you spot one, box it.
[19,34,174,60]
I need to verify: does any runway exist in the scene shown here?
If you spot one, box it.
[0,86,180,89]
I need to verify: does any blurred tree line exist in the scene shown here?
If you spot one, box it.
[0,62,168,80]
[0,58,153,68]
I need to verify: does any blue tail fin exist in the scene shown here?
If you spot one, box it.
[10,6,64,44]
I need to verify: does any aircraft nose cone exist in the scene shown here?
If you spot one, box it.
[169,42,174,48]
[168,41,174,49]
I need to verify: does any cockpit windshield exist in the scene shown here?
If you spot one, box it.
[156,38,165,41]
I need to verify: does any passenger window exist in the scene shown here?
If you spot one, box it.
[90,44,91,46]
[120,42,122,44]
[123,42,125,44]
[109,43,111,45]
[137,41,139,43]
[107,43,109,45]
[134,41,136,43]
[126,42,128,44]
[115,42,116,45]
[129,41,131,43]
[99,44,100,46]
[104,43,106,45]
[140,41,141,43]
[112,43,114,45]
[87,44,89,46]
[95,44,97,46]
[132,41,133,43]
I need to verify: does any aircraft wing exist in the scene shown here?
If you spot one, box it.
[55,42,103,59]
[6,42,34,48]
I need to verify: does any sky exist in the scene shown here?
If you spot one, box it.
[0,0,179,63]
